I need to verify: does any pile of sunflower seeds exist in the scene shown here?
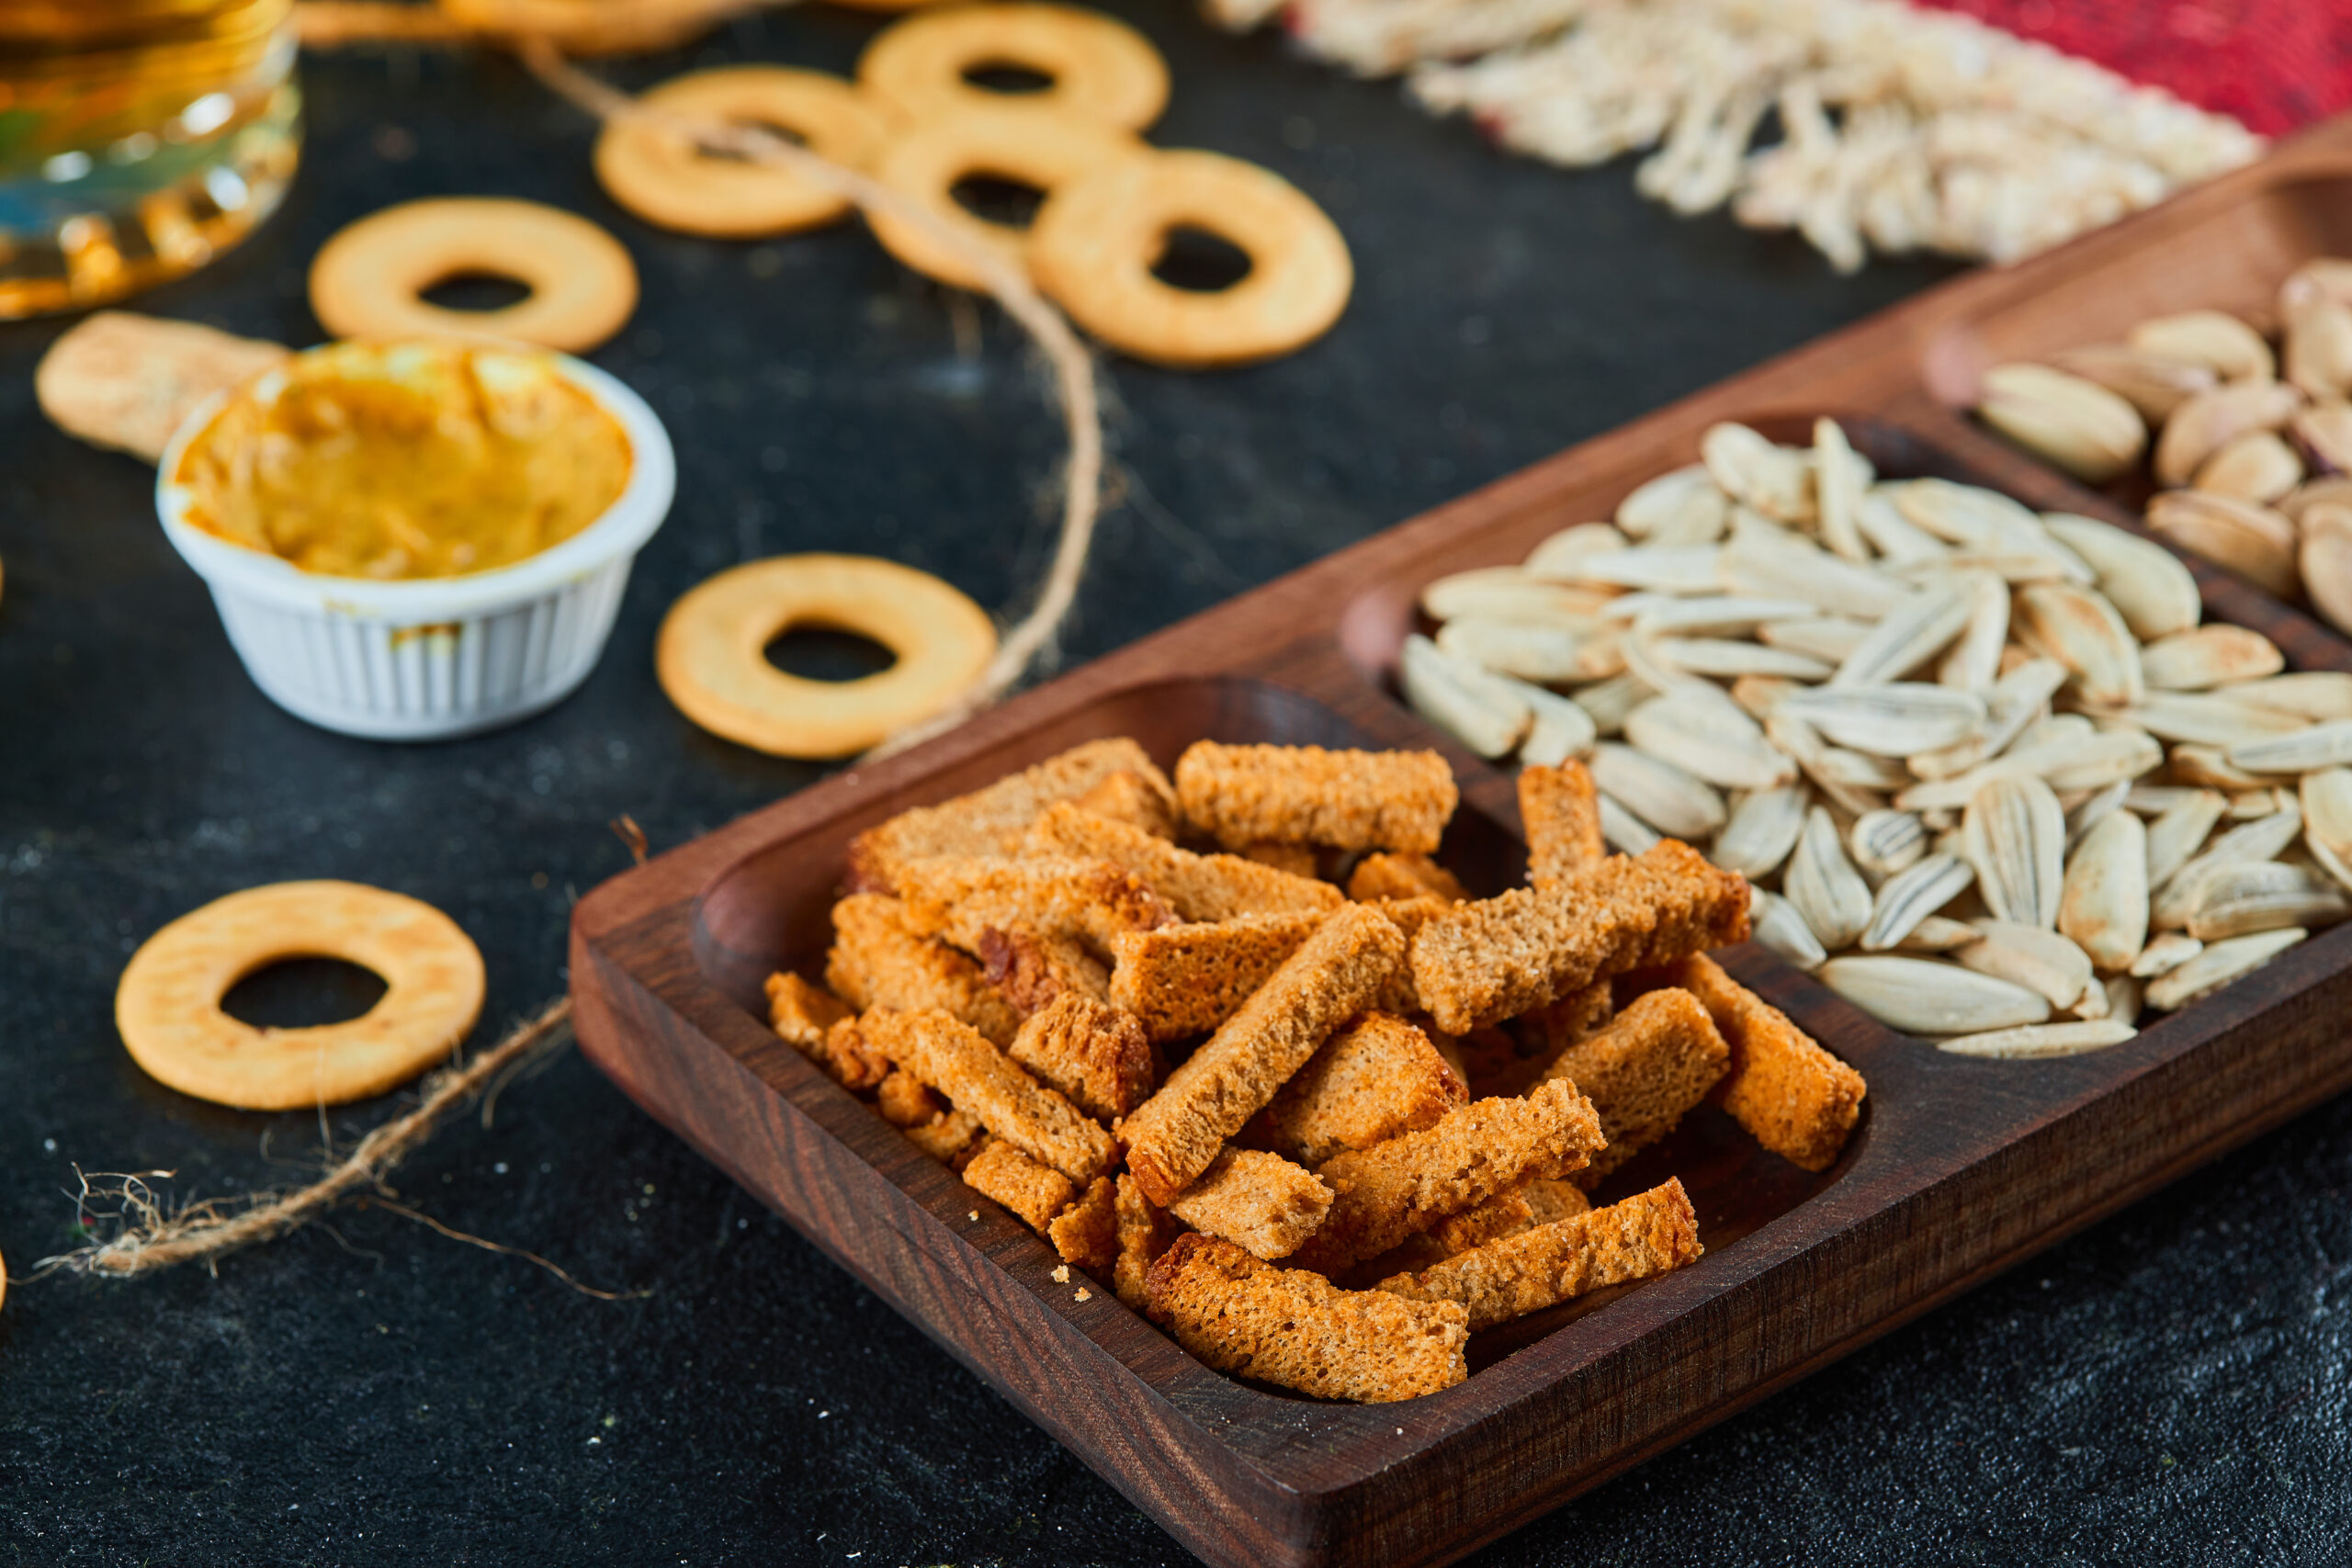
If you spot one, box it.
[1402,417,2352,1059]
[1973,256,2352,636]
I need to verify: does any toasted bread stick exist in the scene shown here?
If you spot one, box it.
[1108,910,1327,1043]
[1377,1177,1702,1329]
[1522,1176,1592,1225]
[1408,840,1750,1033]
[862,1008,1118,1182]
[1164,1148,1334,1261]
[893,854,1176,958]
[1539,987,1730,1182]
[965,1140,1078,1231]
[1267,1011,1465,1167]
[1048,1176,1120,1272]
[1146,1233,1469,1403]
[1289,1078,1604,1273]
[1174,742,1458,854]
[1006,992,1156,1121]
[1114,1173,1178,1310]
[1120,905,1406,1205]
[1347,852,1467,904]
[1024,801,1342,920]
[826,893,1021,1045]
[1519,761,1605,894]
[1649,953,1866,1173]
[1430,1187,1533,1254]
[847,738,1167,892]
[1071,768,1179,840]
[978,925,1111,1013]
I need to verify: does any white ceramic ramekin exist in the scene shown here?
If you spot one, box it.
[156,351,674,741]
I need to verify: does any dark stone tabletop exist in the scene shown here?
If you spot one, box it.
[4,5,2348,1563]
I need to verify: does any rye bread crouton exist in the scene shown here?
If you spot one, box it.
[1174,742,1458,854]
[1377,1178,1702,1329]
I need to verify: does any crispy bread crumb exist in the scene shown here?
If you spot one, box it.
[1114,1173,1178,1311]
[894,854,1176,956]
[1348,852,1467,904]
[765,972,852,1049]
[1146,1233,1469,1403]
[1267,1012,1465,1167]
[1164,1148,1334,1260]
[1048,1177,1121,1272]
[1378,1178,1702,1329]
[1290,1079,1604,1273]
[905,1110,986,1167]
[1540,987,1730,1182]
[1121,905,1406,1205]
[1647,953,1866,1172]
[1072,768,1181,840]
[1108,911,1326,1043]
[1026,801,1342,920]
[826,894,1021,1045]
[847,739,1163,892]
[1519,761,1605,894]
[862,1007,1119,1182]
[965,1140,1079,1231]
[1408,841,1751,1033]
[1175,743,1458,854]
[876,1069,945,1127]
[1007,992,1156,1121]
[809,1017,889,1091]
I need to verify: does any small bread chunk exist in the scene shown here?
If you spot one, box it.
[1025,801,1342,920]
[1120,905,1406,1205]
[1146,1233,1469,1403]
[966,1140,1079,1231]
[862,1008,1119,1182]
[978,925,1111,1013]
[1290,1078,1605,1273]
[1006,992,1156,1121]
[846,738,1165,892]
[1651,953,1866,1172]
[1408,841,1751,1033]
[1114,1173,1178,1310]
[1267,1011,1465,1167]
[807,1017,888,1091]
[906,1111,985,1168]
[1049,1177,1121,1272]
[1108,911,1326,1043]
[765,971,852,1049]
[826,893,1021,1045]
[1378,1178,1702,1330]
[1519,761,1605,894]
[1348,852,1467,904]
[1175,742,1458,854]
[876,1069,945,1127]
[893,854,1176,955]
[1540,987,1730,1182]
[1164,1148,1334,1260]
[1071,768,1180,840]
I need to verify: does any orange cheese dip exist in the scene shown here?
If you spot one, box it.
[174,340,632,581]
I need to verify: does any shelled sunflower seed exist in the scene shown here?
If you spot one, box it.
[1969,255,2352,639]
[1405,416,2352,1055]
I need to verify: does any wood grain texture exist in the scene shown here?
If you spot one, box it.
[571,117,2352,1568]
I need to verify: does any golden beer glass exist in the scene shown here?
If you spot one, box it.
[0,0,299,317]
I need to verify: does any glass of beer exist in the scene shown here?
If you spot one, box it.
[0,0,300,318]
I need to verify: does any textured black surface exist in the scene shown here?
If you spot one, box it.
[4,6,2346,1565]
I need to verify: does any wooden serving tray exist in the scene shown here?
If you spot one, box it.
[571,118,2352,1568]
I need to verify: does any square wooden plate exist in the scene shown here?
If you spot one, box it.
[570,119,2352,1568]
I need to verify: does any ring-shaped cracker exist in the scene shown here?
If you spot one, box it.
[1030,149,1353,368]
[309,197,639,353]
[656,554,997,758]
[866,105,1143,291]
[594,67,888,238]
[858,2,1169,130]
[116,881,487,1111]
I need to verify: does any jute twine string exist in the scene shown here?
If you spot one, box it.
[31,18,1120,1284]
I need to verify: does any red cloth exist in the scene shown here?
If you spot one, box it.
[1918,0,2352,136]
